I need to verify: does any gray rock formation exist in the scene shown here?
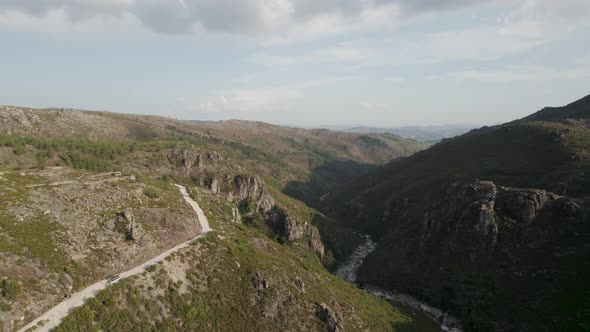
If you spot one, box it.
[253,271,271,290]
[267,208,325,257]
[166,149,222,179]
[116,210,144,242]
[419,181,563,252]
[496,187,553,223]
[232,175,275,212]
[318,303,343,332]
[0,107,40,133]
[294,276,305,292]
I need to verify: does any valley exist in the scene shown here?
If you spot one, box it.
[0,108,433,331]
[322,95,590,331]
[2,3,589,331]
[0,95,588,332]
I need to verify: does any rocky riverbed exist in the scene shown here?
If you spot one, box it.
[335,235,463,332]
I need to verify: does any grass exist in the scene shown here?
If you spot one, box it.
[142,188,159,199]
[53,221,437,332]
[0,135,136,172]
[0,213,68,273]
[1,280,21,300]
[0,111,429,331]
[0,172,68,274]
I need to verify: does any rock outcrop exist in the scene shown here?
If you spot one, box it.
[0,107,40,133]
[167,148,325,258]
[166,149,223,180]
[285,217,325,257]
[266,208,325,257]
[419,181,561,252]
[116,210,145,242]
[231,175,275,212]
[318,303,343,332]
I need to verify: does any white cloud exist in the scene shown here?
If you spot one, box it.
[253,0,590,68]
[182,87,303,114]
[1,0,588,47]
[360,101,392,111]
[0,0,489,39]
[447,65,590,82]
[0,8,143,34]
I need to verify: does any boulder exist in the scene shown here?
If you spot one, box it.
[496,188,554,223]
[318,303,343,332]
[116,210,144,242]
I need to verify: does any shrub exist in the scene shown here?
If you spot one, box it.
[0,302,11,312]
[1,280,21,300]
[143,188,159,199]
[35,151,50,169]
[12,145,26,155]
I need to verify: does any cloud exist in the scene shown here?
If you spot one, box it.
[251,0,590,67]
[0,0,493,37]
[0,0,134,18]
[1,0,588,48]
[447,65,590,82]
[181,87,303,114]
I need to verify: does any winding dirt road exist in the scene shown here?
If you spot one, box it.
[18,184,211,332]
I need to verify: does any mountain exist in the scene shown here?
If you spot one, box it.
[517,94,590,123]
[346,124,476,143]
[323,95,590,331]
[0,106,432,331]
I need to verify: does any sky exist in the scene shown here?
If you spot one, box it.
[0,0,589,127]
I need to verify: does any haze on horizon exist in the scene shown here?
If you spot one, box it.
[0,0,589,128]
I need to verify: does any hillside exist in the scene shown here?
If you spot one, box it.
[517,94,590,123]
[0,107,431,331]
[324,94,590,331]
[0,106,424,207]
[346,125,475,143]
[51,193,438,332]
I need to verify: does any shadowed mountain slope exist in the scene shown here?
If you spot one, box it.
[323,94,590,331]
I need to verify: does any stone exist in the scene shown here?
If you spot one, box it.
[496,188,553,223]
[210,178,220,193]
[294,276,305,292]
[116,210,144,241]
[253,272,270,290]
[233,175,275,212]
[318,303,343,332]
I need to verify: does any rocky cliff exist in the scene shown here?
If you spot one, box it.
[166,148,325,258]
[417,181,584,253]
[355,179,589,330]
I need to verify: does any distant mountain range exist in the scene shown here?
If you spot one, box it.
[345,124,479,143]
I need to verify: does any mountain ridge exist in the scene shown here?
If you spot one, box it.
[321,93,590,331]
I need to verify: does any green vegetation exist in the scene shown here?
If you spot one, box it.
[0,135,135,171]
[142,188,159,199]
[54,222,437,332]
[358,134,389,148]
[0,302,11,312]
[1,280,21,300]
[0,213,67,273]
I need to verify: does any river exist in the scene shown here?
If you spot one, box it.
[335,235,463,332]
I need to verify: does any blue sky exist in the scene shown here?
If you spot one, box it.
[0,0,589,127]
